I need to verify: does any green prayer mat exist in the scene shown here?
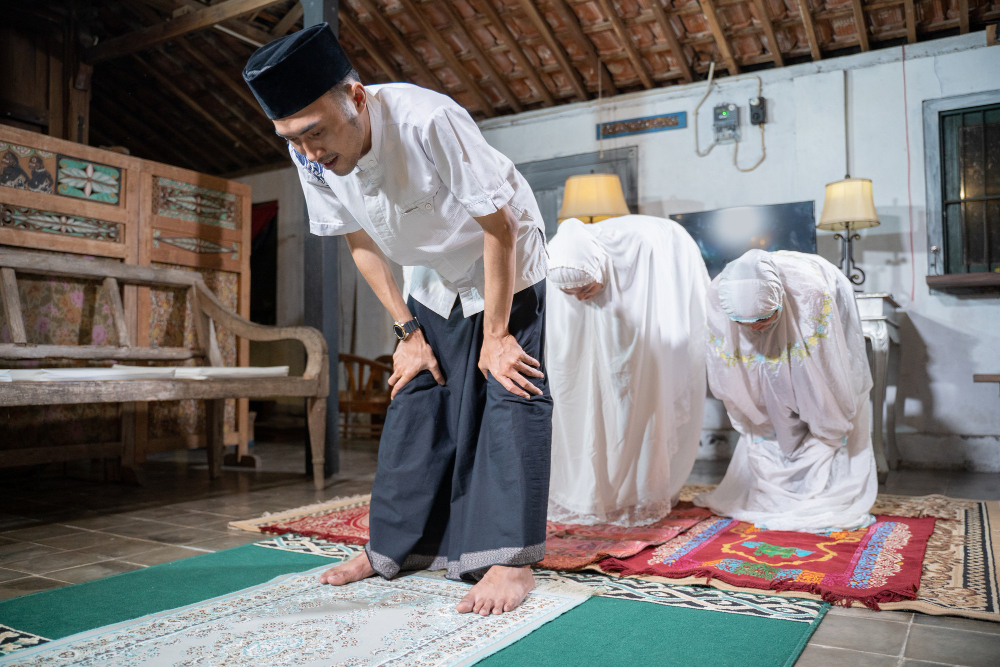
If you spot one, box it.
[0,538,825,666]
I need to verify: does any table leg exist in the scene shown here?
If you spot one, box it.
[866,321,891,484]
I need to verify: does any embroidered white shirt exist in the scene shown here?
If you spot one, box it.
[291,83,546,318]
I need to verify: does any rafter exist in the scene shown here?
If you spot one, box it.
[471,0,555,107]
[518,0,588,101]
[133,55,254,166]
[794,0,822,59]
[649,0,693,83]
[751,0,784,66]
[849,0,870,50]
[958,0,969,33]
[434,0,522,113]
[903,0,917,43]
[272,2,304,35]
[176,37,272,120]
[698,0,740,74]
[86,0,283,63]
[353,0,448,96]
[549,0,618,93]
[397,0,496,116]
[338,9,403,82]
[594,0,654,89]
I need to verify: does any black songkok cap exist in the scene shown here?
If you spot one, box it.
[242,23,353,120]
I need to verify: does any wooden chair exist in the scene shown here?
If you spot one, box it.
[339,353,392,439]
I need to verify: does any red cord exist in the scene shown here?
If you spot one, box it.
[902,44,916,302]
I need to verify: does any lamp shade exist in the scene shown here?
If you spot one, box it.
[817,178,880,231]
[558,173,631,223]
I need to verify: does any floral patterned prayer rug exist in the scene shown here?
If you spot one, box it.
[0,566,588,667]
[233,496,711,571]
[599,514,937,609]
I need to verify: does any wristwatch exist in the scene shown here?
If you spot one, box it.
[393,317,420,341]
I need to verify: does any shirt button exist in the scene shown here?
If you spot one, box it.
[424,203,432,210]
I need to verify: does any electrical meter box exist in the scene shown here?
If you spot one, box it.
[713,103,739,144]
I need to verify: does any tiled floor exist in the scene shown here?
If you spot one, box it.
[2,443,998,666]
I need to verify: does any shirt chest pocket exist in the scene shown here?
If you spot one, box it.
[390,186,457,247]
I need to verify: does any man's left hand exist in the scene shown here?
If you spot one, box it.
[479,334,544,398]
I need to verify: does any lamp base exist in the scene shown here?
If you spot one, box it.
[834,231,866,286]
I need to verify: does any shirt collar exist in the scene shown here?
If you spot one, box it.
[355,88,382,173]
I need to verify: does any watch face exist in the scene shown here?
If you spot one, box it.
[393,324,405,339]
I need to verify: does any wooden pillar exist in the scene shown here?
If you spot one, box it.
[301,0,340,480]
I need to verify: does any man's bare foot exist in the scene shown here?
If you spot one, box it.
[318,552,377,586]
[456,565,534,616]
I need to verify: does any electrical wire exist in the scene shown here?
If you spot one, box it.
[693,61,718,157]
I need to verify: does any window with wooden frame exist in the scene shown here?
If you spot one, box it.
[924,91,1000,292]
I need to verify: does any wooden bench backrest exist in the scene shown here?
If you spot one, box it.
[0,248,222,364]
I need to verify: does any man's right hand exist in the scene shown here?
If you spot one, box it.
[388,329,445,399]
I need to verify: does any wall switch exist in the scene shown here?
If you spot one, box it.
[749,96,767,125]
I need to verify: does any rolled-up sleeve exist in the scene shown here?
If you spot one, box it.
[291,148,362,236]
[422,106,515,218]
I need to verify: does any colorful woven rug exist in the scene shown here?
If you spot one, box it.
[231,495,711,571]
[0,565,587,667]
[600,514,937,609]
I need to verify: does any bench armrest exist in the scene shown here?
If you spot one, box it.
[194,281,328,391]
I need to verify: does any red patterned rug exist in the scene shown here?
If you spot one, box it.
[599,514,937,609]
[240,496,710,571]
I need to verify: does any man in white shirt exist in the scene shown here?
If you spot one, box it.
[244,23,551,615]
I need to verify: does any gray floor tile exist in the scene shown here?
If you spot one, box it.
[4,549,108,576]
[75,536,165,559]
[154,513,237,532]
[0,567,28,583]
[0,524,83,542]
[0,542,62,566]
[809,614,910,655]
[946,474,1000,501]
[796,644,901,667]
[901,661,959,666]
[48,560,145,585]
[0,516,41,532]
[122,545,206,566]
[185,533,262,551]
[63,514,140,531]
[913,613,1000,635]
[828,604,914,624]
[36,529,128,551]
[904,625,1000,667]
[0,576,67,600]
[95,520,207,543]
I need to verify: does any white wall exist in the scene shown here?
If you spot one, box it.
[479,34,1000,472]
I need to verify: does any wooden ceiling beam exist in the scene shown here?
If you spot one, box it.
[958,0,969,33]
[649,0,693,83]
[176,36,268,119]
[751,0,784,66]
[353,0,448,96]
[93,74,235,172]
[849,0,870,50]
[434,0,523,113]
[697,0,740,73]
[903,0,917,43]
[396,0,496,116]
[86,0,284,63]
[471,0,555,107]
[338,9,403,82]
[132,55,255,167]
[594,0,654,89]
[518,0,589,102]
[271,2,304,35]
[793,0,821,60]
[549,0,618,94]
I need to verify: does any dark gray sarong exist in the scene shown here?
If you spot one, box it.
[365,281,552,581]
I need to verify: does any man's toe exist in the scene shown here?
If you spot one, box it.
[456,593,476,613]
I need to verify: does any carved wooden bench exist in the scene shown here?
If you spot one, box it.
[0,249,330,489]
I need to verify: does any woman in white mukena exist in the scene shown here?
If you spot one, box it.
[694,249,877,532]
[546,215,710,526]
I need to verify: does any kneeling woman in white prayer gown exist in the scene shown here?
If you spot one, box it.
[546,215,710,526]
[694,249,877,532]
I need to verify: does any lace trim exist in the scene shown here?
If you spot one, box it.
[547,497,677,528]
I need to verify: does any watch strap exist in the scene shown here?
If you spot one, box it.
[394,317,420,340]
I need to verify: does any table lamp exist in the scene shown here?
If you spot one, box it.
[558,173,630,223]
[817,177,880,286]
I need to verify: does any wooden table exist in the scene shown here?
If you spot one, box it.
[857,293,902,483]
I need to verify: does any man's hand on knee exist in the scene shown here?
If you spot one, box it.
[479,333,544,399]
[389,329,446,399]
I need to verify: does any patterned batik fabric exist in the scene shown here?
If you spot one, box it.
[251,535,827,624]
[0,626,48,657]
[0,567,588,667]
[258,504,371,545]
[600,514,936,609]
[541,504,712,570]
